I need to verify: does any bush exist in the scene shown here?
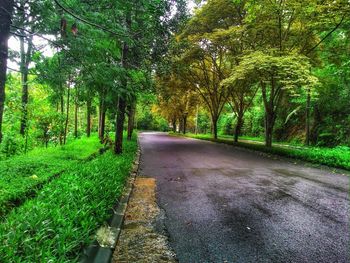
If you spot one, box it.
[0,133,25,158]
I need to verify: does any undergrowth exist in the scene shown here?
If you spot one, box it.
[0,135,137,262]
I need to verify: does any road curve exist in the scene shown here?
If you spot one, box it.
[138,132,350,263]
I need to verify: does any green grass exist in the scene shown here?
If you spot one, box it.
[172,133,350,171]
[0,136,102,218]
[0,135,137,262]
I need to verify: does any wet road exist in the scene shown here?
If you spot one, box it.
[138,132,350,263]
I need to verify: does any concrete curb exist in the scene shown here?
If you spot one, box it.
[80,142,141,263]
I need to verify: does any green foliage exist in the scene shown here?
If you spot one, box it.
[218,113,234,135]
[0,136,101,218]
[225,52,318,92]
[0,135,137,262]
[0,132,25,157]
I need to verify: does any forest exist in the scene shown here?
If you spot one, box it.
[0,0,349,261]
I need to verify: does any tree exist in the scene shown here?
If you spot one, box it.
[156,74,198,134]
[229,52,318,146]
[222,78,258,143]
[0,0,14,143]
[176,0,249,139]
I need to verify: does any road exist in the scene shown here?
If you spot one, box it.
[138,132,350,263]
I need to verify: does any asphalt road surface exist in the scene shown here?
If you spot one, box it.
[138,132,350,263]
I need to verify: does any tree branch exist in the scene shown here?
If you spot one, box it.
[53,0,126,37]
[306,15,345,54]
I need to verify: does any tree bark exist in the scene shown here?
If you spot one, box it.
[172,118,176,133]
[20,38,33,136]
[195,105,199,135]
[86,98,91,137]
[19,67,29,136]
[264,111,275,147]
[234,113,244,143]
[305,88,311,146]
[213,119,218,139]
[19,3,33,136]
[260,78,280,147]
[211,114,218,139]
[0,0,14,143]
[114,11,131,154]
[98,96,103,140]
[178,117,183,134]
[114,96,127,154]
[59,93,64,145]
[182,116,187,134]
[100,106,106,141]
[98,95,106,142]
[63,84,70,144]
[127,102,136,140]
[74,96,78,138]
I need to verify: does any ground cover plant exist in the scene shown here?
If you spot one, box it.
[172,133,350,171]
[0,136,101,218]
[0,135,137,262]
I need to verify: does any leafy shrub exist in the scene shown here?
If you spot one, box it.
[0,133,25,157]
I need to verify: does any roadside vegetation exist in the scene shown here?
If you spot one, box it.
[171,133,350,171]
[0,135,137,262]
[0,136,101,218]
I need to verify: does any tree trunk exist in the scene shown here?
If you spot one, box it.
[178,117,183,133]
[0,0,14,143]
[211,115,218,139]
[86,98,91,137]
[63,84,70,144]
[195,105,199,135]
[127,102,136,140]
[114,97,126,154]
[19,4,33,136]
[213,120,218,139]
[234,113,244,143]
[20,69,29,136]
[19,34,27,136]
[264,111,275,147]
[114,11,130,154]
[74,97,78,138]
[305,88,311,146]
[260,79,280,148]
[98,96,106,142]
[183,116,187,134]
[100,106,106,142]
[172,118,176,133]
[59,93,64,145]
[98,96,103,140]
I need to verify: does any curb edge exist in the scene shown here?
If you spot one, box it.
[80,137,141,263]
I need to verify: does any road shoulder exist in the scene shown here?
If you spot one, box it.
[112,177,177,263]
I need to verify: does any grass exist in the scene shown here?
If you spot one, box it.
[0,136,102,218]
[0,134,137,262]
[172,133,350,171]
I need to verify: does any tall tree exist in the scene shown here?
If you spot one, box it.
[0,0,14,143]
